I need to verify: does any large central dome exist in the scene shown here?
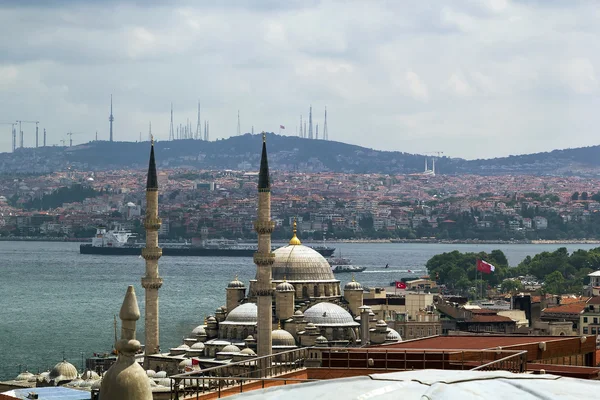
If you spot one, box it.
[271,244,336,281]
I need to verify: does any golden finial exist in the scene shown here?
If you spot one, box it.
[262,131,266,143]
[277,320,281,330]
[235,274,238,281]
[151,134,154,146]
[352,273,356,282]
[289,218,301,245]
[283,275,287,282]
[203,316,207,325]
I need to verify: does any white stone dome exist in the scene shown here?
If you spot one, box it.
[272,329,296,347]
[270,244,336,281]
[81,370,101,380]
[49,360,78,382]
[191,342,205,350]
[146,370,156,378]
[222,302,257,325]
[155,371,167,378]
[228,277,246,288]
[191,325,206,336]
[240,348,256,356]
[276,281,295,292]
[15,371,34,381]
[220,344,241,354]
[304,302,360,327]
[344,279,363,291]
[385,328,402,343]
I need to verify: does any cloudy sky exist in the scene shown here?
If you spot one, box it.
[0,0,599,159]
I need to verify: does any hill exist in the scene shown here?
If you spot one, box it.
[1,133,600,176]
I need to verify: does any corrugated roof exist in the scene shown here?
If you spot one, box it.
[384,335,567,350]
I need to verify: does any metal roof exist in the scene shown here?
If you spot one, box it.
[3,387,90,399]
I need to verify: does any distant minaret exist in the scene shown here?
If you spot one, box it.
[308,105,313,139]
[196,101,201,140]
[35,124,39,148]
[169,103,174,141]
[237,110,241,136]
[43,128,47,147]
[315,123,319,140]
[141,138,163,363]
[323,107,328,140]
[109,95,114,142]
[254,132,275,362]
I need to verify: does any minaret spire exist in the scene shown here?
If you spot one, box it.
[141,140,163,365]
[254,132,275,368]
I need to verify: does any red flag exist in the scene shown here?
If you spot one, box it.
[477,259,495,274]
[280,125,285,129]
[191,358,199,366]
[395,281,407,289]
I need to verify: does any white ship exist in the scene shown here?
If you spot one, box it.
[91,227,137,247]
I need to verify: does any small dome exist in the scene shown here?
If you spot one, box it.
[178,359,193,370]
[15,371,34,381]
[240,348,256,356]
[81,370,100,380]
[222,302,257,325]
[276,281,295,292]
[155,371,167,378]
[305,323,317,330]
[294,310,304,316]
[49,360,78,382]
[315,336,329,345]
[228,276,246,288]
[304,302,359,327]
[376,320,388,327]
[156,378,171,387]
[177,344,190,349]
[191,325,207,336]
[207,316,217,323]
[191,342,205,350]
[220,344,241,353]
[385,328,402,343]
[146,370,156,378]
[272,329,296,347]
[344,279,363,291]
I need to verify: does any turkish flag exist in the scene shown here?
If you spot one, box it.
[395,281,407,289]
[477,259,496,274]
[191,358,200,366]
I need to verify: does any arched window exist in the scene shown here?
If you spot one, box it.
[242,328,249,339]
[232,328,238,339]
[324,285,331,297]
[302,286,309,298]
[314,285,319,297]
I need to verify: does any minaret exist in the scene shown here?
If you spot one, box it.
[254,132,275,363]
[100,286,152,400]
[109,94,114,142]
[141,138,163,362]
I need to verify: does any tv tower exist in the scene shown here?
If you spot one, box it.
[237,110,241,136]
[169,103,174,141]
[196,101,201,140]
[109,94,114,142]
[323,106,328,140]
[308,105,313,139]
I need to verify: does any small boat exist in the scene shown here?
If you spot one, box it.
[331,265,367,273]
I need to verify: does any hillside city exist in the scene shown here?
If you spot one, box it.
[3,166,600,242]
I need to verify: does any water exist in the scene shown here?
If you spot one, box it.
[1,241,598,379]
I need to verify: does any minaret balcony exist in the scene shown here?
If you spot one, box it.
[253,252,275,266]
[142,247,163,260]
[144,217,162,230]
[141,277,163,290]
[254,220,275,234]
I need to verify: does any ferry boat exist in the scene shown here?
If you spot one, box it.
[80,227,335,257]
[327,252,366,273]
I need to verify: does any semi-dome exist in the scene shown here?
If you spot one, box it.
[221,302,257,325]
[49,360,78,382]
[304,302,360,327]
[228,276,246,289]
[270,244,336,281]
[276,281,295,292]
[272,329,296,347]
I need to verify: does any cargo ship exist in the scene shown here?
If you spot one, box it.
[79,227,335,257]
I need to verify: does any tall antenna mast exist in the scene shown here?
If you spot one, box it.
[196,101,201,140]
[323,106,328,140]
[43,128,47,146]
[308,105,313,139]
[109,94,114,142]
[148,121,152,141]
[303,121,307,139]
[299,115,303,138]
[315,123,319,140]
[169,103,174,141]
[237,110,241,136]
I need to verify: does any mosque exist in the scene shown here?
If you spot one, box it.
[141,133,402,375]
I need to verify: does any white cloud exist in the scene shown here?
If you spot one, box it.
[405,71,429,101]
[560,58,598,94]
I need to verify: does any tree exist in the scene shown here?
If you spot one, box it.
[581,192,589,201]
[501,279,523,294]
[544,271,565,295]
[572,192,580,201]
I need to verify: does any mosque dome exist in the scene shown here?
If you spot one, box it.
[191,342,205,350]
[376,320,388,328]
[294,310,304,316]
[178,359,194,370]
[15,371,34,381]
[155,371,167,379]
[385,328,402,343]
[207,316,217,323]
[156,378,171,387]
[240,348,256,356]
[272,329,296,347]
[344,279,363,291]
[315,336,329,346]
[304,302,359,327]
[228,276,246,289]
[276,281,295,292]
[81,370,101,380]
[49,360,78,382]
[271,245,336,281]
[146,370,156,378]
[191,325,206,336]
[221,302,257,325]
[220,345,241,354]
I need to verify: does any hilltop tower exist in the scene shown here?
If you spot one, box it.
[141,138,163,363]
[109,95,114,142]
[308,105,313,139]
[254,132,275,363]
[169,103,174,141]
[323,107,328,140]
[196,101,201,140]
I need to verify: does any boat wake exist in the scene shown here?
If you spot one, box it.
[362,269,423,273]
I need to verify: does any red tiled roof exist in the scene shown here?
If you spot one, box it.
[542,303,586,315]
[384,335,572,350]
[587,297,600,305]
[470,314,514,323]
